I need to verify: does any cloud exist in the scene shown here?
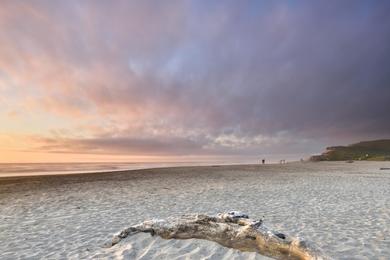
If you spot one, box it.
[1,0,390,160]
[30,136,204,156]
[26,131,314,157]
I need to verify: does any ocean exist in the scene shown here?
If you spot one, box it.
[0,161,248,177]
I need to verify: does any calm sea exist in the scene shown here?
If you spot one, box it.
[0,154,305,177]
[0,161,248,177]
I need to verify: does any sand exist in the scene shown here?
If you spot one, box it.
[0,162,390,259]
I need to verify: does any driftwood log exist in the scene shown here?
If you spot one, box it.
[108,211,330,260]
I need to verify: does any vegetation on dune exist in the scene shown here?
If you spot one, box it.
[310,139,390,161]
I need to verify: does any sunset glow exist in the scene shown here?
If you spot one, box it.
[1,1,389,162]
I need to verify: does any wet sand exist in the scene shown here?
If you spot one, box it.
[1,162,389,259]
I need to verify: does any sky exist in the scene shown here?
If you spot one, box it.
[1,0,390,163]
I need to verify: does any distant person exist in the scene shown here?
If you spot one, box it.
[262,159,265,164]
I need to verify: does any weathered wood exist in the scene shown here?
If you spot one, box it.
[108,211,330,260]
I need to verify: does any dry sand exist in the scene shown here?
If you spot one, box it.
[0,162,390,259]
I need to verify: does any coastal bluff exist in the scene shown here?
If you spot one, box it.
[310,139,390,161]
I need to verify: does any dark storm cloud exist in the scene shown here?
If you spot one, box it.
[173,0,390,140]
[1,0,389,157]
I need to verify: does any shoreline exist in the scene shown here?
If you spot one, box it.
[0,163,283,185]
[2,160,389,180]
[0,162,295,180]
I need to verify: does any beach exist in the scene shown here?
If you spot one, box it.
[1,162,390,259]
